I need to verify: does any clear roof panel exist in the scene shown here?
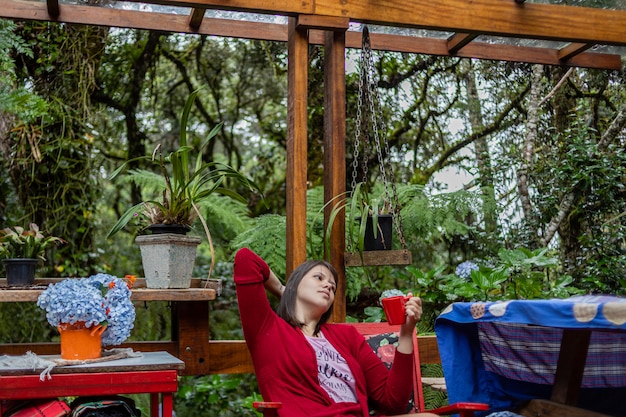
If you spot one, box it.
[526,0,626,10]
[47,0,626,61]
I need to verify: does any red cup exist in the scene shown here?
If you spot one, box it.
[381,295,410,325]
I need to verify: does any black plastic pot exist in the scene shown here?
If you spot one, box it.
[2,258,39,286]
[146,224,190,235]
[361,214,393,251]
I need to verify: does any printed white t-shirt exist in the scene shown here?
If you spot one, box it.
[305,332,358,403]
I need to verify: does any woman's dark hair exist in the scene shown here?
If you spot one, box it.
[276,259,338,336]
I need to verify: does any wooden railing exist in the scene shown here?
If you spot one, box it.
[0,278,441,376]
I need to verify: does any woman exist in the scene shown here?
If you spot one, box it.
[234,247,438,417]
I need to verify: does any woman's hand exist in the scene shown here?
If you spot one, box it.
[402,293,423,328]
[397,292,423,354]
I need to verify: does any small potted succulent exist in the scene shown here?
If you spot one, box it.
[107,89,261,288]
[0,223,65,286]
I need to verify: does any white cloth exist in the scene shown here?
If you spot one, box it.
[0,348,142,381]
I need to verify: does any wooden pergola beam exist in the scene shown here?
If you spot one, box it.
[285,17,309,276]
[558,42,593,61]
[447,33,479,55]
[187,7,206,30]
[1,0,621,70]
[121,0,626,46]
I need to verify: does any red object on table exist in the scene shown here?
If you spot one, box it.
[0,351,183,417]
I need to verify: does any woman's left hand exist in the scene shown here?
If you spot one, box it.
[402,292,423,328]
[397,292,423,352]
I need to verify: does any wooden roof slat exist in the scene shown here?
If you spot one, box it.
[188,7,206,30]
[296,14,349,31]
[558,42,593,61]
[2,0,621,70]
[447,32,479,54]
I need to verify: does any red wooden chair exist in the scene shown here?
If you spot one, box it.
[253,322,489,416]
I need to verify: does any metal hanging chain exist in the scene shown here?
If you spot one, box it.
[352,25,407,249]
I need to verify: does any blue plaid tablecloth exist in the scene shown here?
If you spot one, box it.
[435,296,626,416]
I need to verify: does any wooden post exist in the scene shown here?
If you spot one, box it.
[323,28,347,323]
[286,17,309,277]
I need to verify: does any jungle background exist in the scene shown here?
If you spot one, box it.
[1,8,625,416]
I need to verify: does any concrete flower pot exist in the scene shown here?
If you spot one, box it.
[135,233,202,289]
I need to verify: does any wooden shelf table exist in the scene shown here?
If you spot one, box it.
[0,351,184,417]
[0,278,218,376]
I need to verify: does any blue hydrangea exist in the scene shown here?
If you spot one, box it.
[455,261,479,280]
[37,274,135,346]
[379,289,405,304]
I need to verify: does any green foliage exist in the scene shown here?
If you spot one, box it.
[0,303,55,343]
[0,223,64,260]
[175,374,261,417]
[404,247,583,312]
[230,214,287,279]
[360,247,584,328]
[0,20,47,123]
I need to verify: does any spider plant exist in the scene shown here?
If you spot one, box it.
[107,89,261,239]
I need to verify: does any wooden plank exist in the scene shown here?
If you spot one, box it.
[173,301,211,375]
[344,249,413,267]
[550,329,591,405]
[447,32,479,54]
[1,1,621,70]
[559,42,592,61]
[0,341,177,357]
[324,29,347,323]
[113,0,626,46]
[339,31,622,70]
[518,399,613,417]
[421,377,447,392]
[285,16,309,276]
[312,0,626,46]
[417,335,441,365]
[208,340,255,374]
[296,14,349,31]
[0,280,217,302]
[127,0,313,15]
[188,7,205,30]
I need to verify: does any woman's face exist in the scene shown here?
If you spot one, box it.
[296,265,336,316]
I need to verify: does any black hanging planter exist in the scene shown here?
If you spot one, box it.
[2,258,39,286]
[361,214,393,251]
[346,214,412,267]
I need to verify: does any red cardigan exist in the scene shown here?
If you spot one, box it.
[234,248,413,417]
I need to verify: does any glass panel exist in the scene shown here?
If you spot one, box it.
[525,0,626,10]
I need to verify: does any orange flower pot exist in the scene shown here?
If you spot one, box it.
[58,322,106,360]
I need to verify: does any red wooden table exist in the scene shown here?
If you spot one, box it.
[0,351,184,417]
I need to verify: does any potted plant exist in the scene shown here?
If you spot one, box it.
[37,273,136,359]
[107,89,261,288]
[0,223,65,286]
[322,182,394,255]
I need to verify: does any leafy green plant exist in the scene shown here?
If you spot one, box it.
[0,224,64,260]
[175,374,260,417]
[400,247,583,312]
[358,247,585,326]
[312,182,395,260]
[107,89,261,238]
